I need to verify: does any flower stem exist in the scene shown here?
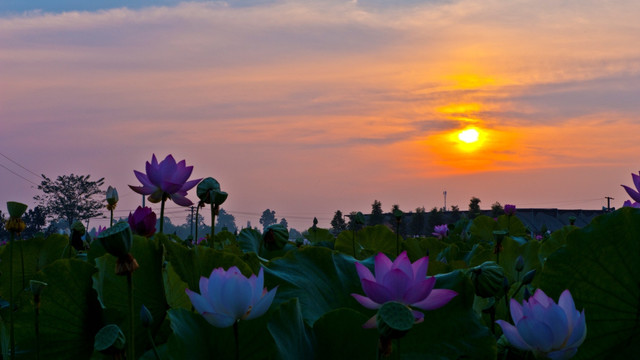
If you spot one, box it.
[233,321,240,360]
[9,232,15,359]
[110,209,114,227]
[160,197,166,234]
[210,203,216,246]
[127,273,135,360]
[35,295,41,360]
[147,329,160,360]
[194,205,200,243]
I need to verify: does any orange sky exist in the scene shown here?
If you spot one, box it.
[2,0,640,230]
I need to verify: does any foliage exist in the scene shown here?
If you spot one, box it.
[259,209,277,231]
[409,206,426,236]
[491,201,504,217]
[216,208,237,233]
[369,200,384,226]
[34,173,105,227]
[468,196,482,219]
[330,210,347,235]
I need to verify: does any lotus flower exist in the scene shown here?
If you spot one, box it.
[129,154,201,207]
[504,204,516,216]
[95,225,107,237]
[351,251,457,328]
[496,289,586,360]
[186,266,277,328]
[432,224,448,239]
[128,206,157,238]
[622,200,640,208]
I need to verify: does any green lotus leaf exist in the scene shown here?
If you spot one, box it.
[0,234,71,301]
[92,235,167,358]
[267,298,315,360]
[335,225,397,260]
[538,208,640,359]
[495,214,528,237]
[13,259,103,358]
[469,215,498,243]
[165,308,277,360]
[303,227,335,243]
[538,225,576,263]
[312,308,377,359]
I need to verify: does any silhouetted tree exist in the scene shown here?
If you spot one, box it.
[468,197,482,219]
[0,210,8,241]
[369,200,384,226]
[450,205,461,222]
[22,205,47,238]
[216,208,237,233]
[410,207,426,236]
[279,217,289,229]
[34,174,105,228]
[259,209,277,231]
[491,202,504,218]
[330,210,347,235]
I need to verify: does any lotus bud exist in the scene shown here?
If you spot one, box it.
[312,217,318,230]
[569,216,577,225]
[106,186,119,210]
[522,269,536,285]
[469,261,505,298]
[502,276,510,294]
[493,230,507,254]
[355,211,365,225]
[514,255,524,272]
[523,287,531,301]
[94,324,126,353]
[504,204,516,216]
[140,304,153,328]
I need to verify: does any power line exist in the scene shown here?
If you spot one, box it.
[0,152,41,179]
[0,163,39,186]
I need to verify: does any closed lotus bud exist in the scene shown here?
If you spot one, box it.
[355,211,366,225]
[522,269,536,285]
[106,186,119,209]
[393,208,403,221]
[515,255,525,272]
[140,304,153,328]
[523,287,532,301]
[469,261,506,298]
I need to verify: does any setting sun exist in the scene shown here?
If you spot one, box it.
[458,128,480,143]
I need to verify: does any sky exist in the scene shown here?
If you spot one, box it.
[2,0,640,232]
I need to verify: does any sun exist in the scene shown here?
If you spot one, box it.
[458,128,479,144]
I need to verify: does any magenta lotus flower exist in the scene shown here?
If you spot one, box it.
[128,206,157,237]
[351,251,457,328]
[623,200,640,208]
[504,204,516,216]
[432,224,448,239]
[496,289,586,360]
[129,154,201,206]
[186,266,277,328]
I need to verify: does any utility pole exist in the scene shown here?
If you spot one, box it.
[605,196,614,212]
[443,191,447,211]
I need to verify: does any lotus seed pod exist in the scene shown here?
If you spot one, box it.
[98,222,133,259]
[6,201,27,218]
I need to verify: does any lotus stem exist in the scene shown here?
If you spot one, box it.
[352,230,356,258]
[147,329,160,360]
[210,203,216,246]
[110,209,114,228]
[159,197,166,234]
[194,205,200,244]
[127,273,135,360]
[34,293,41,360]
[233,321,240,360]
[9,232,15,359]
[20,238,25,291]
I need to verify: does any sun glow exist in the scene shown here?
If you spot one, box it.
[458,128,479,143]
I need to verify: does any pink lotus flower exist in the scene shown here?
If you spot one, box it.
[185,266,277,328]
[496,289,586,360]
[622,200,640,208]
[129,154,201,206]
[128,206,157,237]
[432,224,449,239]
[351,251,457,328]
[504,204,516,216]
